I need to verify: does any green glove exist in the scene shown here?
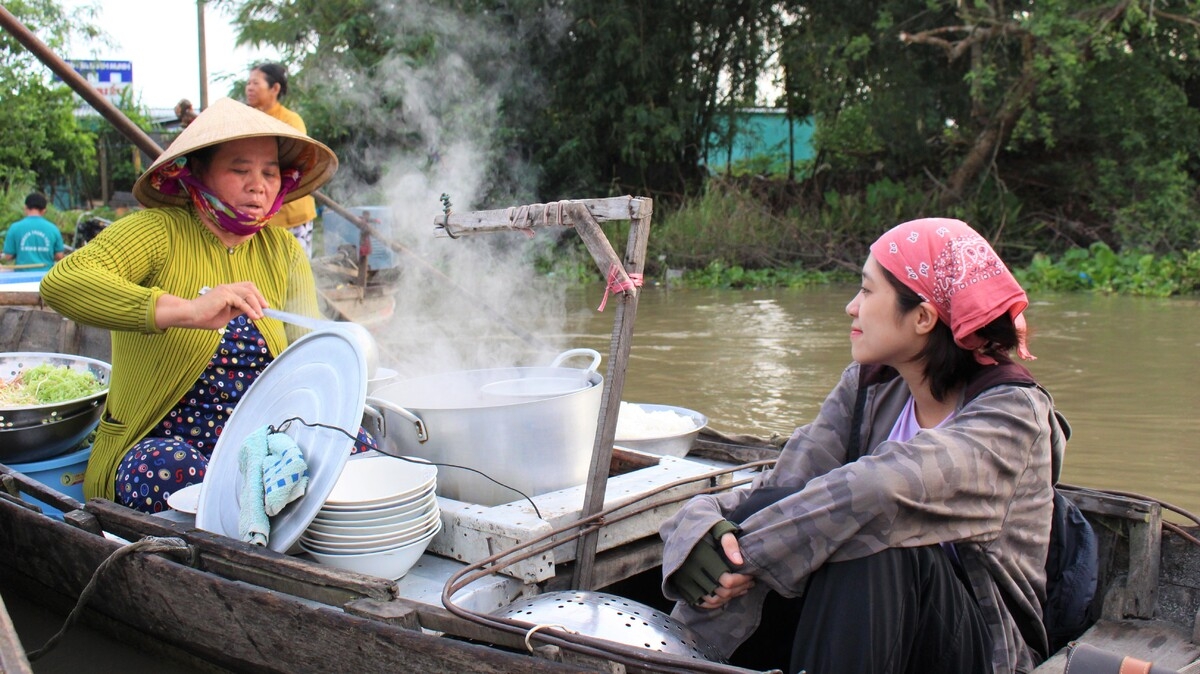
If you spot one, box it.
[668,520,741,606]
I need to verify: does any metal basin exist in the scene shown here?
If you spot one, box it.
[0,401,102,463]
[0,352,111,428]
[480,375,593,398]
[614,403,707,457]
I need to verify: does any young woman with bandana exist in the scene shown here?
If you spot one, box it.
[41,98,373,513]
[659,218,1068,674]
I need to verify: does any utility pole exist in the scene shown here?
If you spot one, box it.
[197,0,208,109]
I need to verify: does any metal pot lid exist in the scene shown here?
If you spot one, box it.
[493,590,725,663]
[195,329,367,553]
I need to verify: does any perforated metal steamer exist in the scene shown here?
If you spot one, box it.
[492,590,725,664]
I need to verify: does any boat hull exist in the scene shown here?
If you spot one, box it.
[0,495,586,674]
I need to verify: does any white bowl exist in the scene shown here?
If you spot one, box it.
[614,402,708,458]
[302,522,440,579]
[301,522,441,574]
[302,512,440,546]
[302,507,441,546]
[320,479,436,511]
[300,524,440,555]
[314,491,435,522]
[367,367,401,394]
[309,500,438,533]
[323,455,436,506]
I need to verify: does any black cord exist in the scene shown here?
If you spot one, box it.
[272,416,544,519]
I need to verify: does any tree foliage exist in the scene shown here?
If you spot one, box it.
[0,0,99,196]
[784,0,1200,252]
[512,0,779,199]
[215,0,1200,256]
[217,0,777,206]
[216,0,532,206]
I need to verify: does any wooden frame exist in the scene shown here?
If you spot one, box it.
[431,196,653,590]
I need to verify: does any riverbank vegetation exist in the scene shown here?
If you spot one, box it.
[639,177,1200,297]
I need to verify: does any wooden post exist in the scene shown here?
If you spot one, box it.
[429,196,654,589]
[99,140,109,207]
[569,202,651,590]
[197,0,209,110]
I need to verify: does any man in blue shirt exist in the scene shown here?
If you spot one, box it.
[2,192,65,271]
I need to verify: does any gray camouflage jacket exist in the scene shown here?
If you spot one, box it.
[660,361,1068,673]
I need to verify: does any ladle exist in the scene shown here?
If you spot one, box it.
[263,308,380,377]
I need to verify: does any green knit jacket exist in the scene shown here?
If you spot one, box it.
[40,206,319,500]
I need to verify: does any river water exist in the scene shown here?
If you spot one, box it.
[558,285,1200,518]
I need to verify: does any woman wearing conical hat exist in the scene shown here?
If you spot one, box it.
[42,98,372,511]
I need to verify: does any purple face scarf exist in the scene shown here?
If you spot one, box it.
[148,157,302,236]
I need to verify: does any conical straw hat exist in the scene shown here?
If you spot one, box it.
[133,97,337,209]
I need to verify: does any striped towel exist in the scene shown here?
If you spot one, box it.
[238,426,310,546]
[262,431,309,517]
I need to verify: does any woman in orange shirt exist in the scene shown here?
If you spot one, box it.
[245,62,319,258]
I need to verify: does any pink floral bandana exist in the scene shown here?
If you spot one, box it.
[869,218,1034,364]
[148,157,301,236]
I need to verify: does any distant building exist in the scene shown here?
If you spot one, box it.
[703,108,815,177]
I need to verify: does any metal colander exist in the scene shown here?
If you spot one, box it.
[492,590,725,663]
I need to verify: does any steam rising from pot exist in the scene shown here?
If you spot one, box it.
[306,2,586,376]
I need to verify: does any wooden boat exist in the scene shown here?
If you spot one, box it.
[1,428,1199,673]
[0,8,1168,660]
[0,308,1198,672]
[312,244,400,327]
[0,593,33,674]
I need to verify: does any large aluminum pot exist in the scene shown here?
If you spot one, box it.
[366,349,603,507]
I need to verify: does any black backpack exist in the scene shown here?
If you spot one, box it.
[1043,488,1099,652]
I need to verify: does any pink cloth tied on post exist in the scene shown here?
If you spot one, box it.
[597,263,643,312]
[869,217,1035,364]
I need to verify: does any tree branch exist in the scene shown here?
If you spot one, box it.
[899,23,1028,62]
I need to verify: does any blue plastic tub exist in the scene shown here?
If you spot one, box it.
[9,444,90,520]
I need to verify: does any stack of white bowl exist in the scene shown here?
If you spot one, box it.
[300,455,440,579]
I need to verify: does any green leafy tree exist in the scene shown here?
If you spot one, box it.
[213,0,1200,258]
[216,0,779,204]
[897,1,1200,202]
[777,0,1200,253]
[0,0,99,199]
[216,0,526,204]
[513,0,780,199]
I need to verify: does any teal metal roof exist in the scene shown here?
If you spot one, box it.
[704,109,815,176]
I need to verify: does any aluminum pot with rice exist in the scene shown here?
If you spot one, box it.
[614,402,707,458]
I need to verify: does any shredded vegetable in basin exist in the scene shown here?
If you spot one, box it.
[0,364,105,408]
